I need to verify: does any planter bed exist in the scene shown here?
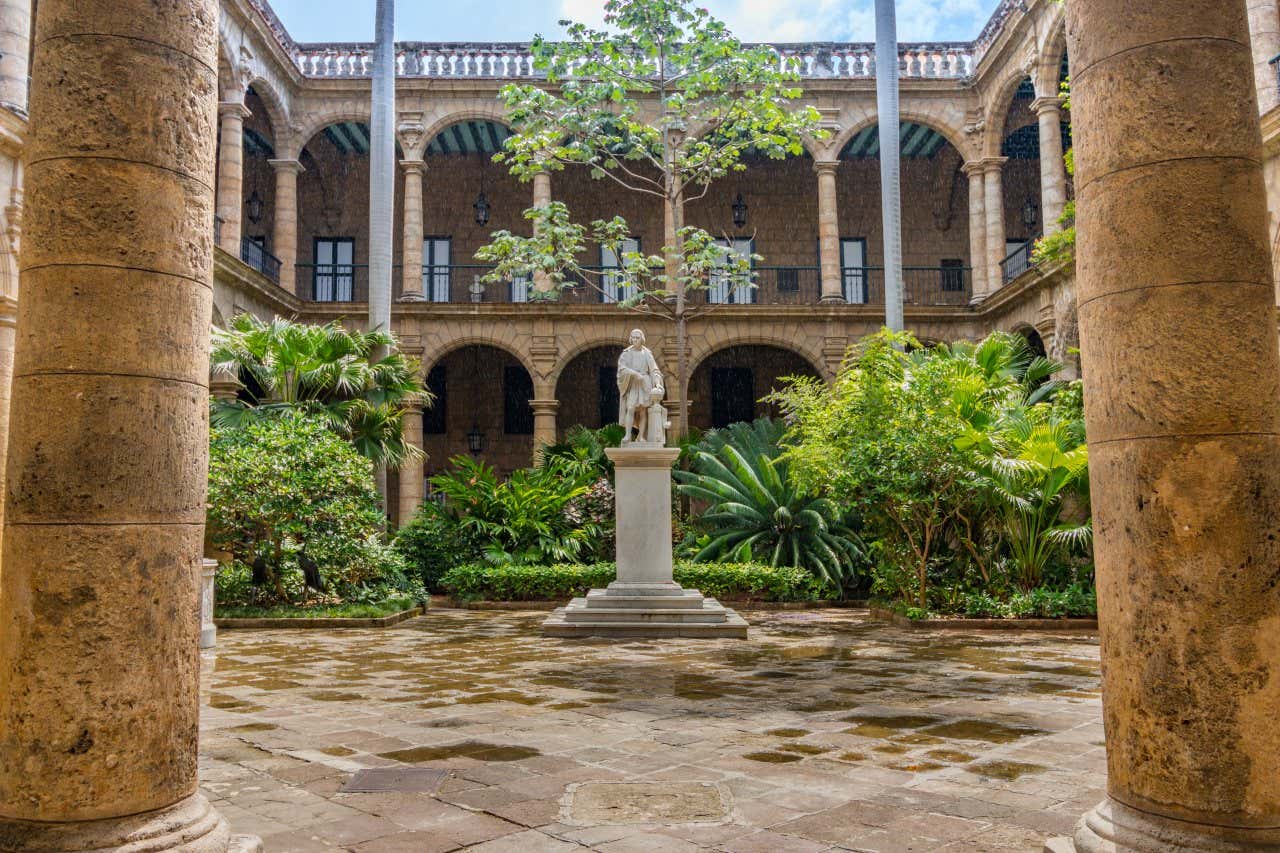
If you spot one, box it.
[439,597,868,611]
[215,605,425,630]
[870,607,1097,631]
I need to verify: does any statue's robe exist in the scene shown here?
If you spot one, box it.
[617,345,663,428]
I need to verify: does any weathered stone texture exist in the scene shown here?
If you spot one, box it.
[1067,0,1280,843]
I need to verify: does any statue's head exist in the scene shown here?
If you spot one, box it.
[629,328,645,347]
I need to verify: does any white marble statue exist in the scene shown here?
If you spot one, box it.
[617,328,666,444]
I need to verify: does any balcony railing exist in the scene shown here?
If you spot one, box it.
[999,241,1036,284]
[289,42,975,81]
[1271,52,1280,97]
[297,264,970,307]
[240,237,282,283]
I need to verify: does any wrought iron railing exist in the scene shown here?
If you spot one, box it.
[240,237,282,283]
[299,263,970,307]
[999,241,1036,284]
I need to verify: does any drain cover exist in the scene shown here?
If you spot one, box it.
[340,768,449,793]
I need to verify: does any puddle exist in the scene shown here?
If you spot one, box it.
[843,713,941,738]
[320,746,356,756]
[920,719,1045,743]
[872,743,909,754]
[455,691,546,705]
[765,728,810,738]
[836,751,867,762]
[777,743,831,755]
[969,760,1047,780]
[308,691,366,702]
[743,751,803,763]
[379,742,541,763]
[229,723,277,733]
[886,760,946,773]
[926,748,976,763]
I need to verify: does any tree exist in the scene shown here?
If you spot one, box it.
[477,0,825,434]
[210,314,427,469]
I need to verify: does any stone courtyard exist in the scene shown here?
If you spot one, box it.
[200,610,1104,851]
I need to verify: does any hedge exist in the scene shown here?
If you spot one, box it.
[439,561,837,603]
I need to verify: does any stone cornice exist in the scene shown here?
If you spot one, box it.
[0,108,26,159]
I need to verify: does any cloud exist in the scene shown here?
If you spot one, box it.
[557,0,999,42]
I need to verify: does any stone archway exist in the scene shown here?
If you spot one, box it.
[554,344,624,437]
[687,344,821,432]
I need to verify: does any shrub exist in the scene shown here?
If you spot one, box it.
[884,583,1097,620]
[208,415,412,605]
[438,561,837,603]
[393,501,473,592]
[429,455,601,565]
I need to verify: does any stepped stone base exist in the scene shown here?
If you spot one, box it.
[543,582,748,638]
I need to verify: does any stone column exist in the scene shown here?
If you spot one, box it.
[216,100,250,256]
[1248,0,1280,114]
[532,170,553,294]
[530,398,559,462]
[268,159,303,296]
[814,161,844,303]
[963,162,987,302]
[0,298,14,563]
[397,395,425,525]
[0,0,255,849]
[1053,0,1280,849]
[982,157,1007,296]
[0,0,29,112]
[1034,97,1068,235]
[399,160,426,301]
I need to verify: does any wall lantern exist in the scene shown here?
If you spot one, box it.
[467,422,486,454]
[1022,196,1039,234]
[246,190,264,225]
[473,191,491,227]
[731,193,748,229]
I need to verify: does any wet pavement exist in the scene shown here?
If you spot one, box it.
[199,608,1105,851]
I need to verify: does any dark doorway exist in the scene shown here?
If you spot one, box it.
[711,367,755,428]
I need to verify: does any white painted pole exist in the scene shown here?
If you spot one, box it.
[369,0,395,337]
[875,0,904,332]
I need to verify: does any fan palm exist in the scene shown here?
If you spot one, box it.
[675,420,862,585]
[210,314,427,469]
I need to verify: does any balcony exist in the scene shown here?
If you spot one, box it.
[294,263,971,308]
[1000,241,1036,285]
[240,237,282,283]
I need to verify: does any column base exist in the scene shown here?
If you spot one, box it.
[1046,797,1280,852]
[396,292,427,303]
[0,794,261,853]
[819,294,847,305]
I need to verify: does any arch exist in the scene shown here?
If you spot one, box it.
[830,112,975,164]
[689,334,829,382]
[420,108,515,156]
[550,335,631,387]
[983,71,1036,158]
[1036,9,1069,98]
[245,77,290,145]
[422,335,538,381]
[553,343,627,433]
[288,109,375,160]
[0,213,17,302]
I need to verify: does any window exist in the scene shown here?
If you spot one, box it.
[423,364,447,435]
[709,238,755,304]
[424,238,451,303]
[840,238,867,303]
[601,238,640,303]
[313,237,355,302]
[598,364,620,428]
[503,366,533,435]
[940,258,965,292]
[510,273,532,303]
[711,367,755,428]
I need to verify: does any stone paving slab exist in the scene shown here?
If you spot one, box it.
[200,608,1105,850]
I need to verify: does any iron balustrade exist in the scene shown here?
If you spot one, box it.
[1271,52,1280,97]
[999,241,1036,284]
[298,263,971,307]
[240,237,282,283]
[841,266,972,306]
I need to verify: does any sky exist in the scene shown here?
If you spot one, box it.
[265,0,1004,45]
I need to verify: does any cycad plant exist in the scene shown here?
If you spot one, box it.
[675,419,862,586]
[210,314,426,469]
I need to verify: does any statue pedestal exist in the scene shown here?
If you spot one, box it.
[542,444,748,639]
